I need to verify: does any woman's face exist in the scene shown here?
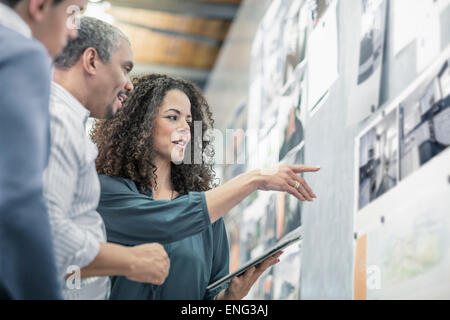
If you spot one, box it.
[153,89,192,164]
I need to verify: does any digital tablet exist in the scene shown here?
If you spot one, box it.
[206,229,302,291]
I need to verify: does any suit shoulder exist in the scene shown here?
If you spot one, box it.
[0,26,51,70]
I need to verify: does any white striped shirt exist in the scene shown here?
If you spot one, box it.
[43,82,110,300]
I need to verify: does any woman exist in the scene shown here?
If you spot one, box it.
[92,74,320,300]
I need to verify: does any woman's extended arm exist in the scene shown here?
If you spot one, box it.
[205,165,320,223]
[98,165,320,245]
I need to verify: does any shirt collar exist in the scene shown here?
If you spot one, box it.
[0,2,32,39]
[51,81,92,125]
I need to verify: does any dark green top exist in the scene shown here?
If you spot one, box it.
[97,174,230,300]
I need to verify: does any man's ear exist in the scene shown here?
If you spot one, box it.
[82,47,99,76]
[27,0,52,23]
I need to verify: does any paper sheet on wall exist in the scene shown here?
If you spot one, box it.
[392,0,447,71]
[416,0,442,73]
[346,0,387,124]
[366,202,450,300]
[307,0,339,112]
[392,0,421,56]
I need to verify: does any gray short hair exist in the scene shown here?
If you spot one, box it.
[54,16,129,69]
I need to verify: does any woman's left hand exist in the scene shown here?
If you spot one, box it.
[216,251,283,300]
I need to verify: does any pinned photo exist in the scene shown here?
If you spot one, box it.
[358,109,399,210]
[399,59,450,180]
[357,0,387,85]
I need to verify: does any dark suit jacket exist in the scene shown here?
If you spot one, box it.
[0,24,62,299]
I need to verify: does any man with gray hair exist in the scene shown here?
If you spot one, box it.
[43,16,170,300]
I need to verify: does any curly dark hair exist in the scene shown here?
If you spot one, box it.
[91,74,217,195]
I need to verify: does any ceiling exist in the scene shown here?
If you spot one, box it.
[85,0,242,89]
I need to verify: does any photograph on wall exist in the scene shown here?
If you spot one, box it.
[416,0,443,73]
[392,0,449,60]
[277,192,302,240]
[307,0,339,113]
[309,0,334,27]
[399,58,450,180]
[347,0,387,124]
[246,77,263,168]
[256,0,289,141]
[439,59,450,97]
[259,97,280,141]
[227,218,241,273]
[261,0,287,115]
[357,0,387,85]
[276,192,286,240]
[358,108,399,210]
[278,76,305,161]
[263,194,278,248]
[273,245,302,299]
[224,100,248,181]
[278,101,304,161]
[247,25,264,158]
[282,0,309,87]
[284,193,303,236]
[354,191,450,299]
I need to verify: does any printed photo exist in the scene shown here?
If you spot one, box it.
[278,79,304,161]
[227,219,241,273]
[399,59,450,180]
[263,194,278,248]
[358,108,399,210]
[261,0,287,116]
[282,0,308,86]
[357,0,387,85]
[309,0,333,27]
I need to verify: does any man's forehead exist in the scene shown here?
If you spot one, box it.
[115,37,134,62]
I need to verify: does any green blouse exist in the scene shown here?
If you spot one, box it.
[97,174,230,300]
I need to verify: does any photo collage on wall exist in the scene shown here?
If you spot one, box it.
[224,0,339,300]
[357,51,450,212]
[247,0,310,152]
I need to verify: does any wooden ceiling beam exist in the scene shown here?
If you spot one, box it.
[116,23,220,69]
[116,20,222,47]
[107,0,239,20]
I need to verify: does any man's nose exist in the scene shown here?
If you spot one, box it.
[125,77,134,93]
